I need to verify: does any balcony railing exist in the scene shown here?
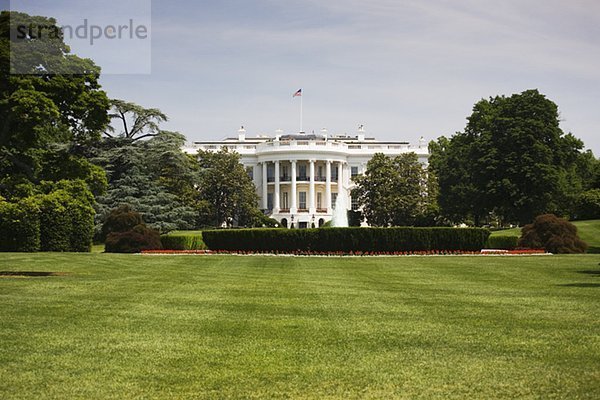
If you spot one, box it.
[280,176,291,182]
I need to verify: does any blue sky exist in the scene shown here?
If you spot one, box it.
[9,0,600,153]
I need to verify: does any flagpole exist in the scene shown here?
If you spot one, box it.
[300,94,303,132]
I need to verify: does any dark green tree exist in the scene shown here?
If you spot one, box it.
[352,153,433,226]
[196,148,261,227]
[430,89,588,225]
[94,132,197,235]
[104,99,167,141]
[0,11,109,196]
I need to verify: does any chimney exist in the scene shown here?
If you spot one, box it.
[357,124,365,141]
[321,128,328,140]
[238,126,246,141]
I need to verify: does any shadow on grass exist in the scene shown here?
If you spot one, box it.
[559,283,600,288]
[0,271,68,277]
[577,270,600,277]
[586,246,600,254]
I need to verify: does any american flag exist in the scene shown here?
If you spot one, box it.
[293,89,302,97]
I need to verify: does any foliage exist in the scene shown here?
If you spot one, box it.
[104,99,167,141]
[94,132,197,235]
[430,89,590,225]
[100,205,143,241]
[105,224,162,253]
[202,227,490,253]
[0,196,40,251]
[574,189,600,220]
[0,180,95,252]
[196,148,261,227]
[352,153,434,226]
[0,12,109,193]
[486,235,519,250]
[519,214,587,254]
[161,233,207,250]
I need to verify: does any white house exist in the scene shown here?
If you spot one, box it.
[183,127,429,228]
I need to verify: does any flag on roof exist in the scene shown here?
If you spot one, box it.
[293,89,302,97]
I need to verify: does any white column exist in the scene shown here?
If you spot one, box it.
[337,161,344,206]
[262,162,268,210]
[309,159,316,213]
[291,160,297,213]
[274,160,280,213]
[325,160,332,212]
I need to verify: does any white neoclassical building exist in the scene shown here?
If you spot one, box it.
[183,127,429,228]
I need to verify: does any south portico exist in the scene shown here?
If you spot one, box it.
[258,158,349,227]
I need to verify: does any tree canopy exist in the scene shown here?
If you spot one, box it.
[352,153,435,227]
[429,89,590,226]
[195,148,262,227]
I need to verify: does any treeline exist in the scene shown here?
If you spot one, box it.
[0,11,273,252]
[351,90,600,228]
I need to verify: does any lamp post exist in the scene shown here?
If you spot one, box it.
[311,214,315,228]
[290,214,295,229]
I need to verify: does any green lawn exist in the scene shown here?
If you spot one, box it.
[1,254,599,399]
[491,219,600,253]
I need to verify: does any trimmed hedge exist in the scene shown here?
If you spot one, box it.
[486,235,519,250]
[0,197,41,252]
[202,227,490,252]
[161,233,207,250]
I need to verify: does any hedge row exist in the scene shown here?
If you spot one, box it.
[161,233,207,250]
[486,235,519,250]
[0,192,95,252]
[202,227,490,253]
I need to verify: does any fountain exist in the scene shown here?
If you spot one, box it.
[331,191,349,227]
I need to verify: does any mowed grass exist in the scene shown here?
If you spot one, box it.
[1,254,599,399]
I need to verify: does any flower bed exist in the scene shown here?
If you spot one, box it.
[141,249,548,256]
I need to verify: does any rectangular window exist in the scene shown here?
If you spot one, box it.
[318,166,323,178]
[331,193,338,209]
[282,165,288,179]
[299,192,307,209]
[267,165,274,180]
[267,193,273,210]
[317,193,322,209]
[331,167,339,181]
[351,166,359,178]
[298,165,307,180]
[246,166,254,180]
[282,192,288,209]
[351,196,359,211]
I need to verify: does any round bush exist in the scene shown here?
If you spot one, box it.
[101,205,143,241]
[105,224,162,253]
[519,214,587,254]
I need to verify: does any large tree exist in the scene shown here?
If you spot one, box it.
[0,11,110,196]
[352,152,433,227]
[94,132,198,234]
[430,89,588,225]
[196,148,262,227]
[104,99,167,141]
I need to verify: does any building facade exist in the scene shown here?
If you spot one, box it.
[183,128,429,228]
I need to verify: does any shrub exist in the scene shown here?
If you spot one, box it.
[101,205,143,241]
[68,201,95,252]
[105,224,162,253]
[486,235,519,250]
[38,192,72,252]
[161,233,207,250]
[202,227,490,253]
[0,197,41,252]
[519,214,587,254]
